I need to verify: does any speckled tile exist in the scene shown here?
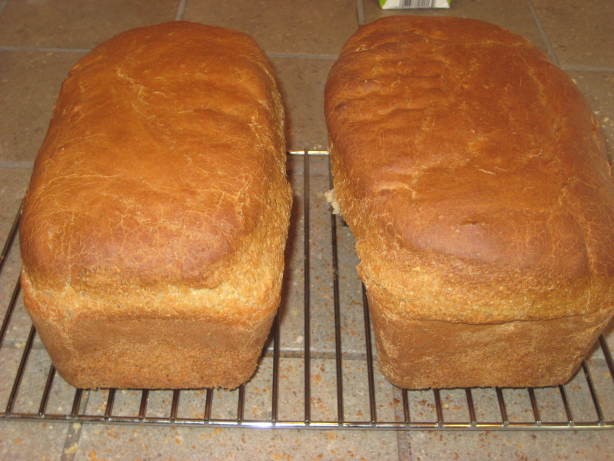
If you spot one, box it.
[496,360,613,425]
[0,168,29,236]
[239,356,405,424]
[0,343,78,417]
[0,345,21,408]
[176,389,209,420]
[0,0,178,48]
[0,242,41,351]
[336,218,372,355]
[362,0,548,54]
[587,326,610,364]
[531,386,568,423]
[532,0,614,68]
[74,424,399,461]
[500,388,535,423]
[184,0,358,55]
[272,58,333,151]
[605,326,614,363]
[82,356,399,426]
[405,389,437,423]
[583,361,614,421]
[308,357,399,422]
[0,420,69,461]
[85,389,123,418]
[208,386,241,421]
[568,72,614,161]
[109,390,146,417]
[147,390,179,419]
[0,51,82,162]
[402,430,614,461]
[562,366,602,423]
[307,166,337,352]
[272,155,375,357]
[301,157,379,357]
[41,371,80,416]
[86,388,184,421]
[437,389,473,423]
[0,169,28,322]
[470,388,504,423]
[273,156,306,354]
[0,258,46,350]
[399,366,614,427]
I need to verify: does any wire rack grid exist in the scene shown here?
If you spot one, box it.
[0,151,612,430]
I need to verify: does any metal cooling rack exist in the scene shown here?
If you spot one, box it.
[0,151,612,430]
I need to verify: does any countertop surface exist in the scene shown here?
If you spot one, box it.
[0,1,613,460]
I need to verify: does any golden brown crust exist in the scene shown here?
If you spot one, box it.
[21,21,289,290]
[20,22,292,389]
[326,16,614,324]
[326,16,614,388]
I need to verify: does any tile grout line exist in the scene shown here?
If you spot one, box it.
[0,161,34,169]
[60,423,83,461]
[0,45,90,53]
[267,51,339,60]
[59,395,89,461]
[397,431,414,461]
[0,45,341,61]
[1,339,46,350]
[394,386,414,461]
[562,64,614,73]
[357,0,365,25]
[175,0,187,21]
[527,0,560,66]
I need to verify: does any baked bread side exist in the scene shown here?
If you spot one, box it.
[326,16,614,388]
[20,21,292,389]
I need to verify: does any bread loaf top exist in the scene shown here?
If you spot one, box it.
[21,22,290,294]
[326,17,614,323]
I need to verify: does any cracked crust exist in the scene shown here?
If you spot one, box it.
[20,22,292,389]
[325,17,614,388]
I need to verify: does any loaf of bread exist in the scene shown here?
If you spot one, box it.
[325,17,614,388]
[20,22,292,389]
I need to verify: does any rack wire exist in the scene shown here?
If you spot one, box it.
[0,151,612,430]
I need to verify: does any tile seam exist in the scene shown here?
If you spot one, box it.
[59,423,84,461]
[1,340,46,350]
[175,0,187,21]
[267,51,338,60]
[562,65,614,73]
[397,430,414,461]
[357,0,365,25]
[0,161,34,169]
[0,46,339,60]
[394,386,413,461]
[0,45,89,53]
[527,0,560,66]
[59,395,89,461]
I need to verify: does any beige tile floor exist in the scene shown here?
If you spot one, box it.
[0,1,613,460]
